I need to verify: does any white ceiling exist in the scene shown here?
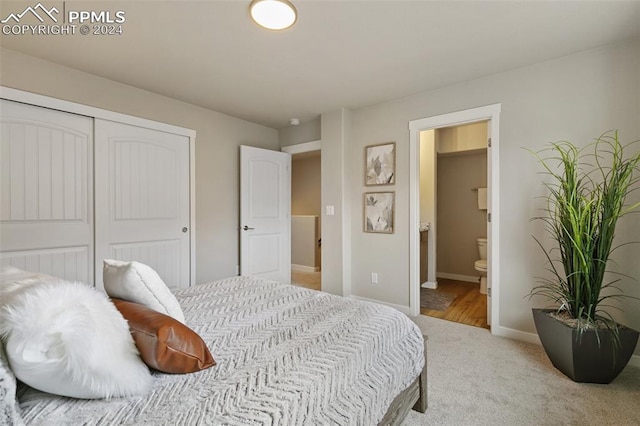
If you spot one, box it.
[1,1,639,129]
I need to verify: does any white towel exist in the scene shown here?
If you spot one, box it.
[477,188,487,210]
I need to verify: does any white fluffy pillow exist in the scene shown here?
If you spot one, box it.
[103,259,185,323]
[0,280,152,399]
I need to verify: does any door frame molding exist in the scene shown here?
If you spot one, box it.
[281,139,321,156]
[408,104,501,332]
[0,86,197,287]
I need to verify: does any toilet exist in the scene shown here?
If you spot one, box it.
[474,238,488,294]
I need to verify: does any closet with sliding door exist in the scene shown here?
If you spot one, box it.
[0,88,195,290]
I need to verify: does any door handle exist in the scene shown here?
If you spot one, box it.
[182,227,188,233]
[242,225,255,231]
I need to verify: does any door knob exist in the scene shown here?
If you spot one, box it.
[242,225,255,231]
[182,227,188,233]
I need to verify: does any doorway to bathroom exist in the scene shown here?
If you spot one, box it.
[422,122,489,329]
[408,104,500,333]
[282,141,322,291]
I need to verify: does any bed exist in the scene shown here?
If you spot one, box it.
[2,275,427,425]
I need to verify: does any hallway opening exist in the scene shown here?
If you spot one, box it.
[284,143,322,291]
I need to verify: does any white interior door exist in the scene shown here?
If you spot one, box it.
[0,100,93,283]
[94,119,190,290]
[240,145,291,283]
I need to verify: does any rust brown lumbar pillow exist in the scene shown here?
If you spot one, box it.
[111,298,215,374]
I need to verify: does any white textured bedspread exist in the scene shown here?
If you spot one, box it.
[16,276,425,425]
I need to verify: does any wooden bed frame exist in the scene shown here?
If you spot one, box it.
[379,335,428,425]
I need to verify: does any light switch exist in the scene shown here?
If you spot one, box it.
[326,205,335,216]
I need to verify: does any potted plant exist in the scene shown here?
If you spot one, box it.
[529,130,640,384]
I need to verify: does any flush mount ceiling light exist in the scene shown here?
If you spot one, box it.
[249,0,297,30]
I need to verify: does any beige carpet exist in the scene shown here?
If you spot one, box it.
[402,315,640,425]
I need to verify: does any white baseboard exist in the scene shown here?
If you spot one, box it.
[437,272,479,283]
[291,264,320,273]
[492,325,541,345]
[348,295,411,316]
[421,281,437,289]
[492,325,640,368]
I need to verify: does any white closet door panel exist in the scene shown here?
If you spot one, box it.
[0,100,93,282]
[0,246,90,283]
[110,240,181,290]
[1,114,88,222]
[113,140,178,220]
[95,119,190,291]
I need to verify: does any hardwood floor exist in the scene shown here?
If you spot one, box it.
[421,278,489,329]
[292,273,487,329]
[291,270,321,291]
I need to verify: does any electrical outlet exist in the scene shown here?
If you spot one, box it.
[371,272,378,284]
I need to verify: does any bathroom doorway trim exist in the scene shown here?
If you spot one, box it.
[408,104,501,334]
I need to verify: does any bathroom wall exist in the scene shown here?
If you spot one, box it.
[437,121,488,154]
[419,130,436,226]
[419,130,436,284]
[436,146,487,280]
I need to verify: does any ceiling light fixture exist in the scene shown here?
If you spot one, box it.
[249,0,297,31]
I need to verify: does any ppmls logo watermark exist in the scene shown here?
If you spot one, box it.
[1,2,126,36]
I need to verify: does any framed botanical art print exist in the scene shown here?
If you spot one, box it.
[364,191,395,234]
[365,142,395,185]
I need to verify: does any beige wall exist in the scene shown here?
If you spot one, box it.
[321,108,351,296]
[291,155,322,271]
[438,121,488,154]
[291,155,321,216]
[344,38,640,350]
[436,151,488,278]
[291,216,319,269]
[280,118,321,147]
[0,47,280,284]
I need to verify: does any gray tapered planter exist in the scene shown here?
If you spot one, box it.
[532,308,639,384]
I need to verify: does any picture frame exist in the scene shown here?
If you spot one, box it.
[364,191,395,234]
[365,142,395,186]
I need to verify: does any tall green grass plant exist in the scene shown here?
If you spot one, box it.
[530,131,640,342]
